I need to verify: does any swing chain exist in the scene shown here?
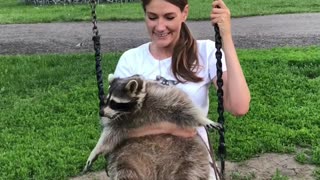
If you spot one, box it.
[214,23,226,178]
[90,0,105,109]
[90,0,99,36]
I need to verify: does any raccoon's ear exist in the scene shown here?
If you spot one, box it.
[108,74,115,83]
[125,80,139,94]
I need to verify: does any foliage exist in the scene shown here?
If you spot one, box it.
[313,168,320,180]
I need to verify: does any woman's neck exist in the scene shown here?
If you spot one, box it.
[149,42,173,60]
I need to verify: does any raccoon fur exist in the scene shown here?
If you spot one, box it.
[82,74,221,179]
[108,134,210,180]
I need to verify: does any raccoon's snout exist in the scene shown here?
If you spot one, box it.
[99,107,111,118]
[99,108,105,117]
[99,107,115,119]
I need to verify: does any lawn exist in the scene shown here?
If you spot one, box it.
[1,0,320,179]
[0,47,320,179]
[0,0,320,24]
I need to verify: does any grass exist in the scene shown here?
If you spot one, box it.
[1,0,320,178]
[0,0,320,24]
[210,47,320,161]
[1,46,320,179]
[272,169,289,180]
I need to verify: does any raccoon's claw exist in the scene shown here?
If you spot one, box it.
[205,123,222,131]
[81,160,92,174]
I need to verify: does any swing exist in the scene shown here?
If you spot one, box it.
[89,0,226,178]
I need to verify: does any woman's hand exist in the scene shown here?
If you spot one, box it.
[210,0,232,38]
[128,122,197,138]
[211,0,251,116]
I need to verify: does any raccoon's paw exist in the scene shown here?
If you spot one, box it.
[199,117,222,130]
[108,73,115,82]
[81,160,93,174]
[205,121,223,131]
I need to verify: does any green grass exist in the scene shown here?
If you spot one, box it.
[1,46,320,179]
[1,0,319,179]
[272,169,289,180]
[209,47,320,163]
[0,0,320,24]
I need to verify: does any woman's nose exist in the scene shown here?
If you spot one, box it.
[155,18,166,31]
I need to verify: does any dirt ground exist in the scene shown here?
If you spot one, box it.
[1,13,319,180]
[70,153,317,180]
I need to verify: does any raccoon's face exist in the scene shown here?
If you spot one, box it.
[100,74,146,119]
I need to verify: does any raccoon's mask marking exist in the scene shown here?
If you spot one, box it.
[106,87,137,112]
[102,74,145,114]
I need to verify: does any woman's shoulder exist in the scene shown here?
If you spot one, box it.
[196,39,216,58]
[196,39,216,50]
[115,42,151,77]
[117,42,151,72]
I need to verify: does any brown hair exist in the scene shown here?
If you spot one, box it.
[142,0,202,83]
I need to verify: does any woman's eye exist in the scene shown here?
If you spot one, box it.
[166,16,175,20]
[148,16,157,20]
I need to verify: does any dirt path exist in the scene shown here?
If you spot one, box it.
[70,153,316,180]
[1,13,320,55]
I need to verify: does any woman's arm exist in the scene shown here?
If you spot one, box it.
[128,122,197,138]
[211,0,251,116]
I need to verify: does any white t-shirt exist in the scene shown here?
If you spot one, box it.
[114,39,227,115]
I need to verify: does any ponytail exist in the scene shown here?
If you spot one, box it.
[172,22,202,83]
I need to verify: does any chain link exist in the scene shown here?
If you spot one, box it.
[90,0,105,109]
[214,23,226,179]
[90,0,99,36]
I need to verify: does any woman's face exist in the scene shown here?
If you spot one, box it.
[144,0,188,49]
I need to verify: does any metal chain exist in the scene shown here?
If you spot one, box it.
[90,0,99,36]
[90,0,105,109]
[214,23,226,179]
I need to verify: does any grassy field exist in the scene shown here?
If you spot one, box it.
[1,0,320,179]
[0,0,320,24]
[0,47,320,179]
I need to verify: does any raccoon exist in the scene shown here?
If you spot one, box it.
[82,74,221,179]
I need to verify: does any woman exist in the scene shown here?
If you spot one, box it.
[113,0,251,179]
